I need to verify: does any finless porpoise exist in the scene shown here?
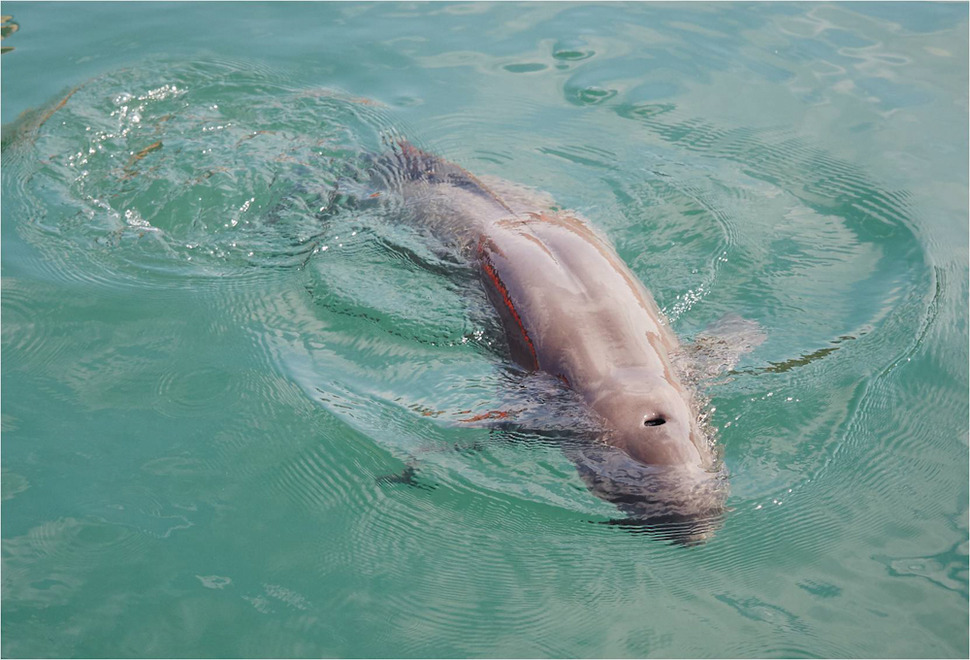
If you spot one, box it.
[367,142,749,539]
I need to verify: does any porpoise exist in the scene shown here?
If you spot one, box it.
[368,141,741,538]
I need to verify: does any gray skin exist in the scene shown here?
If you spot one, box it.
[373,143,724,529]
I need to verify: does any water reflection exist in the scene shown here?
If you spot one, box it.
[1,15,18,55]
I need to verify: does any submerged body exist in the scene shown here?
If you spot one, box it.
[373,143,725,528]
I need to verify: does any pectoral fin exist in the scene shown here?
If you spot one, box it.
[676,313,766,383]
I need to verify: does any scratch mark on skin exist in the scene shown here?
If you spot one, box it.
[479,243,540,370]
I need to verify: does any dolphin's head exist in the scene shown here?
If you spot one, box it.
[577,369,726,543]
[588,370,710,469]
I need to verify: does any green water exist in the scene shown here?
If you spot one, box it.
[2,2,967,657]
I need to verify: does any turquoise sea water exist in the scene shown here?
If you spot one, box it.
[2,3,967,657]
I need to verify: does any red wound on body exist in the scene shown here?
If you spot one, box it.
[480,257,539,370]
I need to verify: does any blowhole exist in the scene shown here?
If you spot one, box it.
[644,417,666,427]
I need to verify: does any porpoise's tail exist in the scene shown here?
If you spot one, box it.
[368,140,509,206]
[363,140,557,248]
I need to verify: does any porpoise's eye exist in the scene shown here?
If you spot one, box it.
[644,416,666,427]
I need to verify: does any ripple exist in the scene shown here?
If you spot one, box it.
[341,484,622,657]
[3,58,396,292]
[0,278,70,372]
[613,101,930,377]
[271,439,376,514]
[614,101,921,242]
[153,367,236,418]
[567,86,618,106]
[606,176,733,321]
[502,62,548,74]
[1,469,30,501]
[552,39,596,62]
[537,142,620,170]
[2,517,151,608]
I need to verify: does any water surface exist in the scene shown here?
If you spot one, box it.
[2,3,968,658]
